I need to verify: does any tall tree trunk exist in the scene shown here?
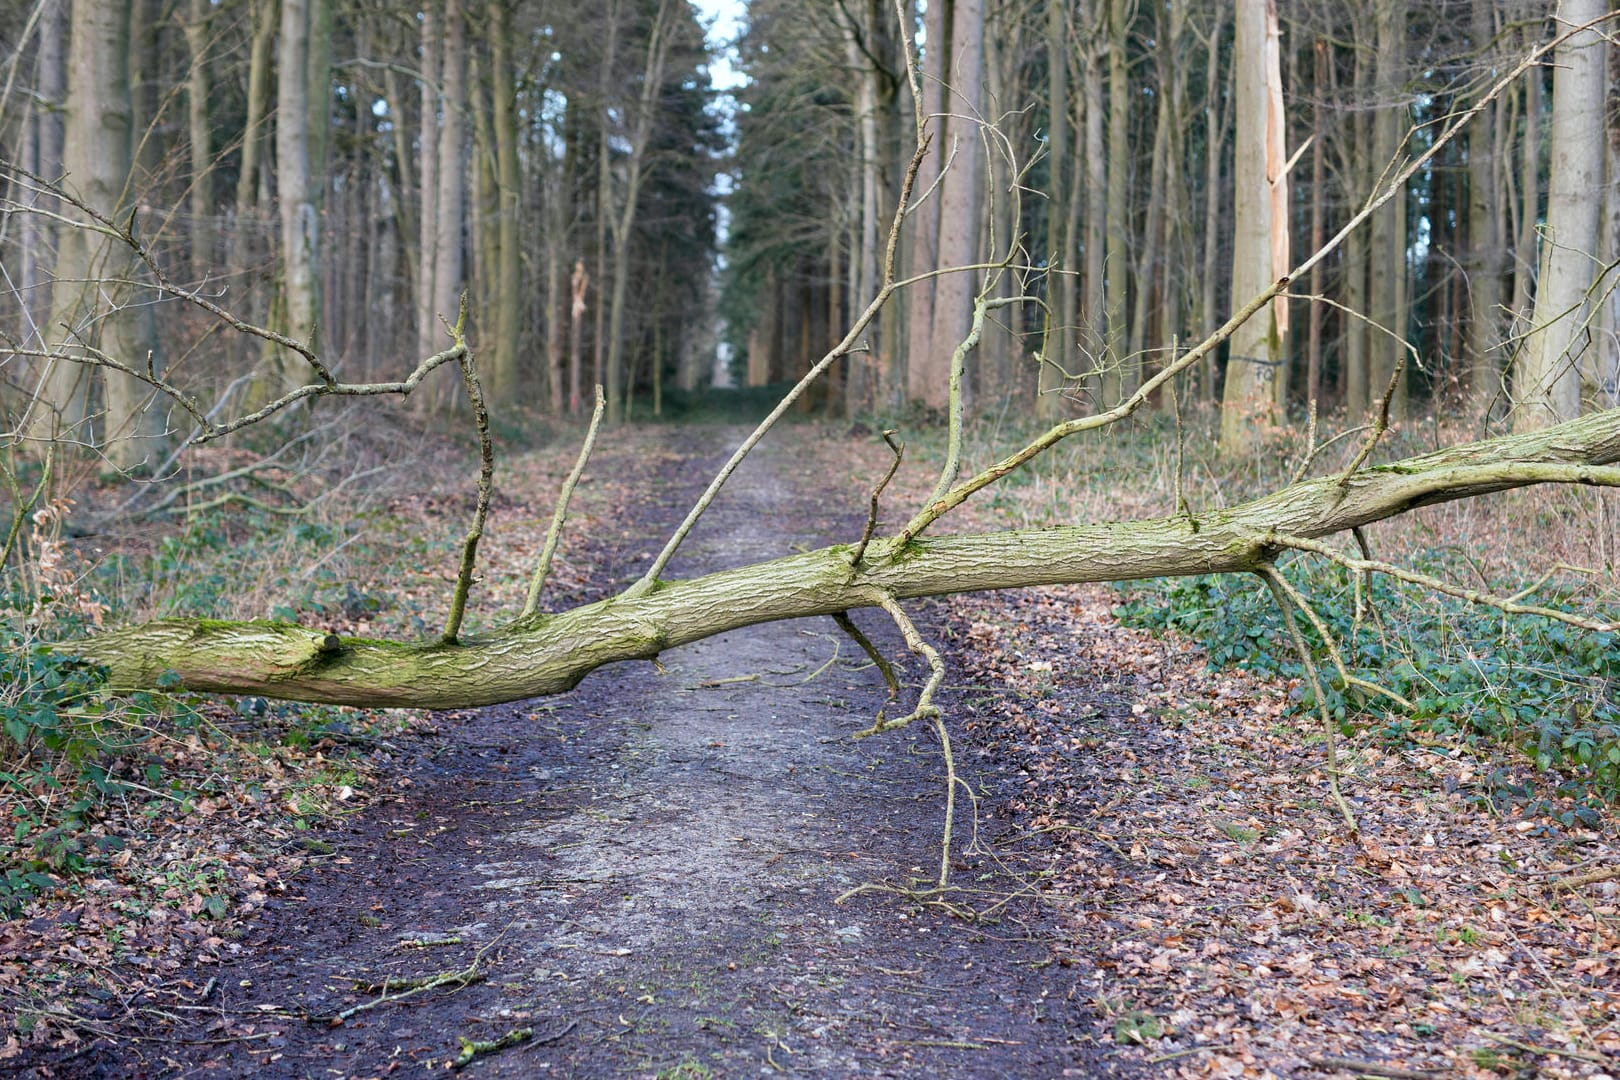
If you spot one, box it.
[229,0,275,368]
[1511,41,1542,337]
[276,0,319,362]
[1153,0,1188,410]
[904,0,949,405]
[431,0,467,403]
[1129,1,1169,390]
[45,0,164,467]
[1080,19,1106,409]
[1039,0,1070,420]
[1367,0,1405,423]
[925,0,984,413]
[18,0,65,350]
[1101,0,1130,404]
[1197,7,1227,403]
[182,0,213,282]
[1515,0,1606,430]
[1344,33,1371,420]
[1464,0,1505,413]
[489,0,522,404]
[1306,38,1326,410]
[1218,0,1280,456]
[416,3,441,364]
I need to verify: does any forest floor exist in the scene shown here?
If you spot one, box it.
[4,418,1619,1079]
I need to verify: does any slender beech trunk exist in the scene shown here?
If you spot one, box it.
[431,0,468,406]
[1129,3,1169,388]
[1515,0,1606,430]
[18,0,64,351]
[417,4,441,364]
[229,0,275,367]
[1306,39,1326,409]
[904,0,950,405]
[926,0,985,413]
[1465,0,1505,413]
[182,0,212,282]
[1197,8,1227,403]
[1080,16,1106,409]
[1219,0,1278,456]
[45,0,165,467]
[275,0,319,365]
[490,0,522,405]
[1039,0,1070,419]
[1367,0,1405,423]
[1102,0,1130,403]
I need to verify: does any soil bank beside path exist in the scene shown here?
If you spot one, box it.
[75,425,1099,1079]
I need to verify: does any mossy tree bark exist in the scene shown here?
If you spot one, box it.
[76,407,1620,710]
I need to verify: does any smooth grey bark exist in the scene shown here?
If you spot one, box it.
[1515,0,1607,430]
[431,0,467,396]
[1101,0,1129,404]
[1465,0,1505,412]
[416,4,441,365]
[1367,0,1406,424]
[489,0,522,404]
[1038,0,1070,420]
[925,0,984,412]
[1196,7,1226,403]
[183,0,213,282]
[40,0,165,467]
[275,0,319,358]
[17,0,65,351]
[1218,0,1279,456]
[904,0,949,406]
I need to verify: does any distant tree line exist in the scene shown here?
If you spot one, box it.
[726,0,1618,449]
[1,0,721,468]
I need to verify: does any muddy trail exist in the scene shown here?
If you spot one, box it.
[74,426,1095,1078]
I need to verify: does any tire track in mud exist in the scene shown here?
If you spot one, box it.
[88,426,1097,1079]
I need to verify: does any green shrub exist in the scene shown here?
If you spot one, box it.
[1114,559,1620,810]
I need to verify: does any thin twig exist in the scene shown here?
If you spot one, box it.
[1265,532,1619,633]
[1306,1056,1437,1080]
[1338,356,1407,486]
[851,430,903,569]
[1258,565,1358,832]
[522,385,605,621]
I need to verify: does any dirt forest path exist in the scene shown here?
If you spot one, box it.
[88,426,1092,1078]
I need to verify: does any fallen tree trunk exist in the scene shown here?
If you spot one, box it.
[75,408,1620,709]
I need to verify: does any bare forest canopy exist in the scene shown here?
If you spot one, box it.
[0,0,1618,733]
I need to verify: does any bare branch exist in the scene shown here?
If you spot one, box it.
[522,385,606,621]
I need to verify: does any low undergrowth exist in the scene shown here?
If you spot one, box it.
[1113,562,1620,811]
